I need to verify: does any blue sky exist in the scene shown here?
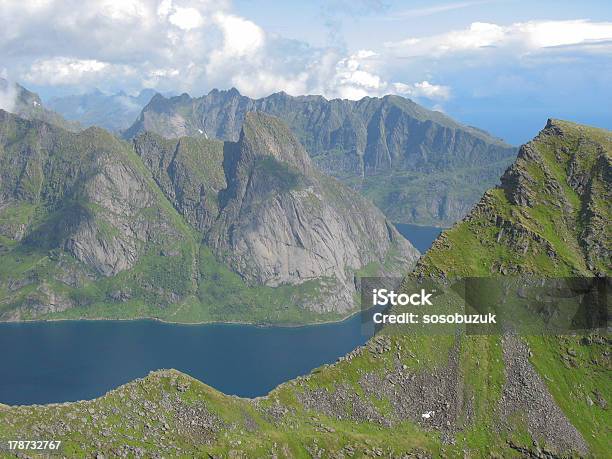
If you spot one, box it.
[233,0,612,143]
[1,0,611,144]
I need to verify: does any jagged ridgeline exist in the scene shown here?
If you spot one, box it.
[0,109,418,322]
[1,119,607,457]
[124,89,518,226]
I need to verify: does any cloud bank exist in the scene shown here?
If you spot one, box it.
[0,0,450,101]
[385,19,612,56]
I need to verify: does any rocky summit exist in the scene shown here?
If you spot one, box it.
[206,113,417,312]
[1,119,608,457]
[124,89,518,226]
[417,118,611,278]
[0,109,418,322]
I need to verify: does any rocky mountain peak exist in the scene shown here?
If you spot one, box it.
[204,112,419,311]
[236,112,312,173]
[417,119,611,277]
[123,88,517,226]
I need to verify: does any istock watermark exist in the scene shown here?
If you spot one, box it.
[360,277,609,336]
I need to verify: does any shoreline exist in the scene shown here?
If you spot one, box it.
[0,311,371,408]
[0,308,364,329]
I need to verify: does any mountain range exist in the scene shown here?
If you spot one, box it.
[2,81,520,227]
[48,88,157,132]
[123,89,518,226]
[0,108,417,322]
[2,118,608,457]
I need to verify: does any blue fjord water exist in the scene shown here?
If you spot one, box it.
[394,223,444,253]
[0,225,441,405]
[0,317,371,405]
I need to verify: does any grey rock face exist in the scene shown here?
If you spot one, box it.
[205,113,419,313]
[64,158,162,276]
[135,112,420,313]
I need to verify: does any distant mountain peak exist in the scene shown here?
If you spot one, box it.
[0,78,80,132]
[47,86,158,132]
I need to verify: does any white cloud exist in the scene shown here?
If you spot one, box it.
[231,71,310,98]
[156,0,173,17]
[213,13,265,57]
[334,51,384,92]
[0,81,18,113]
[393,81,451,100]
[2,0,452,102]
[316,50,451,101]
[386,20,612,56]
[101,0,148,21]
[169,7,204,30]
[25,58,111,85]
[141,67,181,88]
[516,20,612,48]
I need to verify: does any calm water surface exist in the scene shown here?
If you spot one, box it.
[394,223,444,253]
[0,318,371,405]
[0,225,441,405]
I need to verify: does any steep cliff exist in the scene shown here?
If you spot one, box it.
[124,89,517,226]
[205,113,418,312]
